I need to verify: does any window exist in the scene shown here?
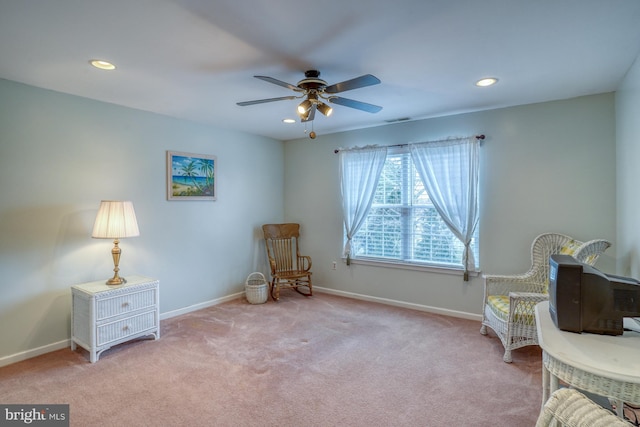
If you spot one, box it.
[348,148,479,269]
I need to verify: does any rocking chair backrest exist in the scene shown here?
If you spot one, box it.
[262,223,302,274]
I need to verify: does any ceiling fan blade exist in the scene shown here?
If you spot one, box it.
[301,104,317,122]
[328,96,382,113]
[324,74,381,94]
[254,75,300,91]
[236,96,297,106]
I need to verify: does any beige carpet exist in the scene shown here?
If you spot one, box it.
[0,292,542,426]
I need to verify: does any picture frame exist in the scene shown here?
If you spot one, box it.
[167,151,217,201]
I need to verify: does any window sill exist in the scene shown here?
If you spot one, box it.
[343,257,481,277]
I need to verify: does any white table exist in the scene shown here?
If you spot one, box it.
[535,301,640,417]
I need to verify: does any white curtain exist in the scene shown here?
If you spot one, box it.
[410,137,479,279]
[339,146,387,265]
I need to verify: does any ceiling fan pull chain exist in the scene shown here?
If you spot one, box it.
[309,120,316,139]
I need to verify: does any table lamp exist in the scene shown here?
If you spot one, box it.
[92,200,140,285]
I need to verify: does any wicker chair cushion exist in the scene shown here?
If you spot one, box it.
[583,253,598,265]
[560,239,581,255]
[487,295,536,323]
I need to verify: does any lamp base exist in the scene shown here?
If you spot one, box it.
[105,238,127,285]
[106,276,127,286]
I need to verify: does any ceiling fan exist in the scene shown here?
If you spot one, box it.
[236,70,382,123]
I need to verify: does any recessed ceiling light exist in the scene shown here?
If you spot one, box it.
[475,77,498,87]
[90,59,116,70]
[282,118,296,124]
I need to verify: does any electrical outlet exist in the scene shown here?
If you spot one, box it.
[332,261,337,270]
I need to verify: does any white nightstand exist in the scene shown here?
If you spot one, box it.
[71,275,160,363]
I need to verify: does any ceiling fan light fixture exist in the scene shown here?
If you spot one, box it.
[317,102,333,117]
[298,99,312,115]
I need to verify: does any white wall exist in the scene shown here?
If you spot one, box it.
[0,79,284,363]
[284,94,617,316]
[616,54,640,277]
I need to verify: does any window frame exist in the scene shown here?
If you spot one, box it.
[344,146,480,273]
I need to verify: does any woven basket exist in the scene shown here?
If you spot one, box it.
[245,272,268,304]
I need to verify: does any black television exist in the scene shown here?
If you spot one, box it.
[548,254,640,335]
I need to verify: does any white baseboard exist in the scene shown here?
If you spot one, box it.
[160,292,244,320]
[313,286,483,322]
[0,339,70,368]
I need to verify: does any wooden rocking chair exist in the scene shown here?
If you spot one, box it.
[262,223,313,301]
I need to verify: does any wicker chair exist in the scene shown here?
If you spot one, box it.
[536,388,632,426]
[480,233,611,363]
[262,223,313,301]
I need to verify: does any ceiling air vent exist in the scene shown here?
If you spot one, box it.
[385,117,411,123]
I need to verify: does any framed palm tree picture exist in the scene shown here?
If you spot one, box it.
[167,151,217,201]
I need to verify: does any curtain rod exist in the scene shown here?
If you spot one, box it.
[333,134,485,154]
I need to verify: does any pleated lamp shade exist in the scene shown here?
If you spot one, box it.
[92,200,140,239]
[91,200,139,285]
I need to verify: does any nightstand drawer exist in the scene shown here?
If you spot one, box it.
[96,288,157,320]
[97,310,157,346]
